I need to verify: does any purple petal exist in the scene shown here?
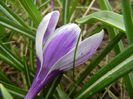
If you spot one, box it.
[25,24,81,99]
[42,23,81,69]
[35,11,59,63]
[24,70,62,99]
[51,30,104,71]
[37,23,81,79]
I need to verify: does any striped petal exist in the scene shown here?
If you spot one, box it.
[35,10,59,63]
[50,30,104,71]
[37,23,81,78]
[25,23,81,99]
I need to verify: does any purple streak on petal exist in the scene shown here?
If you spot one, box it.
[42,24,80,71]
[25,24,81,99]
[36,11,59,63]
[37,24,80,81]
[43,11,59,45]
[51,30,104,71]
[51,0,54,11]
[24,70,63,99]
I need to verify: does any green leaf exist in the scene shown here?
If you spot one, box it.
[0,43,35,77]
[75,44,133,99]
[0,25,7,40]
[0,84,13,99]
[68,0,80,22]
[0,0,33,30]
[29,40,35,72]
[69,32,125,96]
[121,0,133,44]
[0,70,12,84]
[0,81,44,99]
[98,0,124,55]
[99,0,112,10]
[73,32,82,79]
[57,0,63,8]
[0,43,24,71]
[76,11,125,32]
[0,16,34,39]
[56,85,70,99]
[23,56,31,89]
[44,75,62,99]
[120,0,133,98]
[62,0,70,24]
[38,0,51,10]
[123,73,133,99]
[18,0,42,27]
[0,81,26,98]
[98,1,133,99]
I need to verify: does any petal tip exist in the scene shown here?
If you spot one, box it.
[98,29,104,37]
[51,10,60,17]
[92,29,104,41]
[65,23,81,35]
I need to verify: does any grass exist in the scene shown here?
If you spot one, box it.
[0,0,133,99]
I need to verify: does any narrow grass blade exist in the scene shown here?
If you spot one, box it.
[75,44,133,98]
[0,70,12,84]
[77,44,133,93]
[0,81,26,98]
[0,52,24,71]
[0,16,34,39]
[68,0,80,22]
[57,0,63,8]
[18,0,42,27]
[98,0,124,55]
[0,25,6,40]
[120,0,133,98]
[76,11,125,32]
[69,32,125,96]
[23,56,31,89]
[0,84,13,99]
[0,81,44,99]
[38,0,51,10]
[99,1,133,99]
[62,0,70,24]
[0,0,33,30]
[99,0,112,10]
[0,43,24,71]
[73,32,82,79]
[29,40,35,72]
[121,0,133,44]
[56,85,70,99]
[123,73,133,99]
[0,43,35,77]
[44,75,62,99]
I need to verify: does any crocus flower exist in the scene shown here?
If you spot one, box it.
[25,10,104,99]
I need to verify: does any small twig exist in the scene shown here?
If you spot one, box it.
[2,41,16,45]
[82,0,96,17]
[42,5,51,16]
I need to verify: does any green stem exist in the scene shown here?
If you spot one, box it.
[73,32,82,80]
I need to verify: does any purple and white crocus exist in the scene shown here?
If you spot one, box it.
[25,11,104,99]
